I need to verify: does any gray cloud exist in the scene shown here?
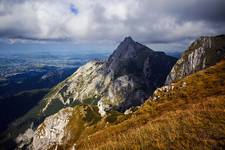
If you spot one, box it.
[0,0,224,47]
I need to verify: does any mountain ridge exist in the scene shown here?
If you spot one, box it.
[3,35,225,150]
[17,58,225,150]
[166,34,225,84]
[38,36,177,117]
[76,60,225,149]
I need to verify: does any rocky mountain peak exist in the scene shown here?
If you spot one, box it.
[30,36,176,119]
[166,34,225,84]
[123,36,134,43]
[118,36,139,48]
[108,37,152,62]
[107,37,155,77]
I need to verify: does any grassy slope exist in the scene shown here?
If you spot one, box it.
[74,60,225,150]
[53,106,128,150]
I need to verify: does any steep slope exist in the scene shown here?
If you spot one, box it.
[75,60,225,150]
[1,37,176,149]
[20,59,225,150]
[13,36,225,149]
[16,105,101,150]
[41,37,177,117]
[16,105,126,150]
[166,35,225,84]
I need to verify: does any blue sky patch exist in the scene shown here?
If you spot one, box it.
[70,4,79,15]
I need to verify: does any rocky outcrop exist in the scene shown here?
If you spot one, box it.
[41,37,177,117]
[16,105,101,150]
[16,107,73,150]
[166,35,225,84]
[32,107,73,150]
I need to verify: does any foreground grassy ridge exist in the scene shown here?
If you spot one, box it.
[75,60,225,150]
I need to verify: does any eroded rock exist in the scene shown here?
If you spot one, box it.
[166,35,225,84]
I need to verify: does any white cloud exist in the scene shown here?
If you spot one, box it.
[0,0,224,46]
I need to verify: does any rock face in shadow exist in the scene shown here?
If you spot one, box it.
[166,35,225,84]
[41,37,177,117]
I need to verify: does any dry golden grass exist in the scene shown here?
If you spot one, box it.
[74,60,225,150]
[77,96,225,150]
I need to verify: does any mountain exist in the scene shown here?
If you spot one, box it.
[166,35,225,84]
[38,37,177,117]
[2,37,176,149]
[16,35,225,150]
[7,35,225,150]
[17,59,225,150]
[76,60,225,150]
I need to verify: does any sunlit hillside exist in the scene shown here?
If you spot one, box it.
[73,60,225,149]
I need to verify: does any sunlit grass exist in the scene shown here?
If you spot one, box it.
[75,60,225,150]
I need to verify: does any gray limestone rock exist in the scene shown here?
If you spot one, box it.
[41,37,177,116]
[166,35,225,84]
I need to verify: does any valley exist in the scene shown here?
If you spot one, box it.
[0,52,109,135]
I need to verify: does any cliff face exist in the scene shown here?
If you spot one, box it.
[41,37,176,117]
[166,35,225,84]
[16,105,101,150]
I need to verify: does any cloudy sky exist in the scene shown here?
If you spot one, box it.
[0,0,225,52]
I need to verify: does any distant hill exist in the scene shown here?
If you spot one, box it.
[165,51,182,58]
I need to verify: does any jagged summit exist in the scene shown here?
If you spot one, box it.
[107,37,155,77]
[108,36,153,61]
[120,36,145,46]
[26,36,176,118]
[123,36,134,42]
